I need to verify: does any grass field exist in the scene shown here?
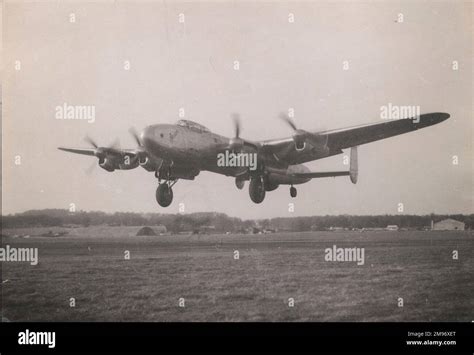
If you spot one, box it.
[1,229,473,321]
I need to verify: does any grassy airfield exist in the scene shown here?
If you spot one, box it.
[1,229,472,321]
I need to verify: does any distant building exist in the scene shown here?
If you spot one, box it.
[136,225,167,236]
[386,225,399,231]
[136,226,157,236]
[433,219,465,231]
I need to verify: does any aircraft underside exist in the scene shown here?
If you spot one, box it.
[153,146,358,207]
[154,172,295,207]
[153,171,291,207]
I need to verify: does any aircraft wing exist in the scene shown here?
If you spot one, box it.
[290,171,350,178]
[58,147,139,158]
[57,147,97,156]
[260,112,450,163]
[322,112,450,150]
[58,145,147,171]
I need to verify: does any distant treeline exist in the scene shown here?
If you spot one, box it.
[1,209,473,232]
[267,215,474,231]
[1,209,248,233]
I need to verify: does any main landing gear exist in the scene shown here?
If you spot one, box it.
[249,176,265,204]
[155,168,177,207]
[156,182,174,207]
[248,176,296,203]
[290,185,297,198]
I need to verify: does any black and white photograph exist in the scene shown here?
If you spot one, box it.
[1,0,473,353]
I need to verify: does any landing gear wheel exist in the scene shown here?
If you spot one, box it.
[156,183,173,207]
[290,186,297,198]
[249,176,266,204]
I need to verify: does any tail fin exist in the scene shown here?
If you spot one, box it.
[350,146,358,184]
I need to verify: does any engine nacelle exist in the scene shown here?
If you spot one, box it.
[229,137,244,152]
[118,156,139,170]
[139,156,158,172]
[293,134,306,151]
[99,157,116,172]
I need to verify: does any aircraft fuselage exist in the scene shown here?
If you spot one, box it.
[140,123,311,185]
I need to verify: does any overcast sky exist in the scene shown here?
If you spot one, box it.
[2,0,472,219]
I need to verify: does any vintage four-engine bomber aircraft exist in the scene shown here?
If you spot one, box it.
[59,112,450,207]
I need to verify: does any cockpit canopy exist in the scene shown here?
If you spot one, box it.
[176,120,210,133]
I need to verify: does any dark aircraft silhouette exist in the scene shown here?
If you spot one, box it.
[58,112,450,207]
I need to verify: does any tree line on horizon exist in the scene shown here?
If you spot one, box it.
[2,209,473,232]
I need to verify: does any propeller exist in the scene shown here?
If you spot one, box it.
[279,112,327,150]
[83,135,105,159]
[279,113,308,149]
[129,127,143,147]
[108,138,120,150]
[84,135,99,149]
[83,136,120,157]
[128,127,147,165]
[279,112,299,131]
[229,113,244,152]
[232,113,241,138]
[82,136,121,174]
